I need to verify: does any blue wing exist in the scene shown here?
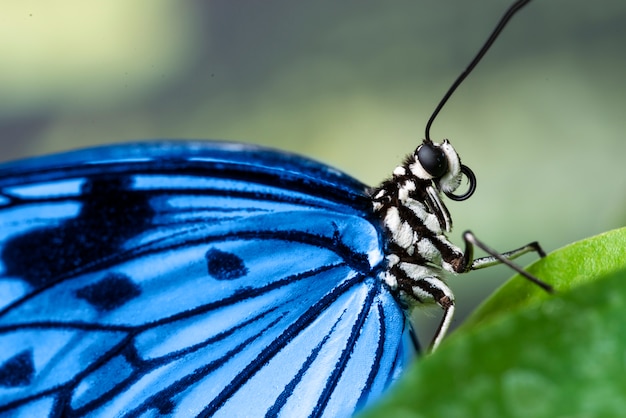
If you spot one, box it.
[0,141,416,417]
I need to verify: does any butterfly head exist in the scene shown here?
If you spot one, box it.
[410,139,476,201]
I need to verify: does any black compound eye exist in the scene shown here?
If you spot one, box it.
[417,143,448,178]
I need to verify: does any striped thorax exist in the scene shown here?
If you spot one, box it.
[371,139,470,319]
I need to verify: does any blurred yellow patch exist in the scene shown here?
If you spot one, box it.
[0,1,198,114]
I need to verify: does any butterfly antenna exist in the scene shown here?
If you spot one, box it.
[424,0,532,142]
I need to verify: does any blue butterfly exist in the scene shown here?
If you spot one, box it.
[0,1,549,416]
[0,141,417,417]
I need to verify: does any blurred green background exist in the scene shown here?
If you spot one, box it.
[1,0,625,338]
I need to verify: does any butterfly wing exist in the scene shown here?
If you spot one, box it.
[0,141,415,417]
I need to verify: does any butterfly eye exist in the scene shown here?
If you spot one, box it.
[417,142,448,178]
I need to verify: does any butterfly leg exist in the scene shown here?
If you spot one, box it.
[429,231,551,351]
[429,285,455,351]
[457,230,553,292]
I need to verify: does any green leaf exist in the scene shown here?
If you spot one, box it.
[360,227,626,418]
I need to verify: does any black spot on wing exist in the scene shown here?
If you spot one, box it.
[151,397,175,415]
[0,350,34,387]
[1,176,155,288]
[205,248,248,280]
[75,272,141,312]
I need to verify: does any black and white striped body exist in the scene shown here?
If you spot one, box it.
[371,138,547,348]
[371,139,472,347]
